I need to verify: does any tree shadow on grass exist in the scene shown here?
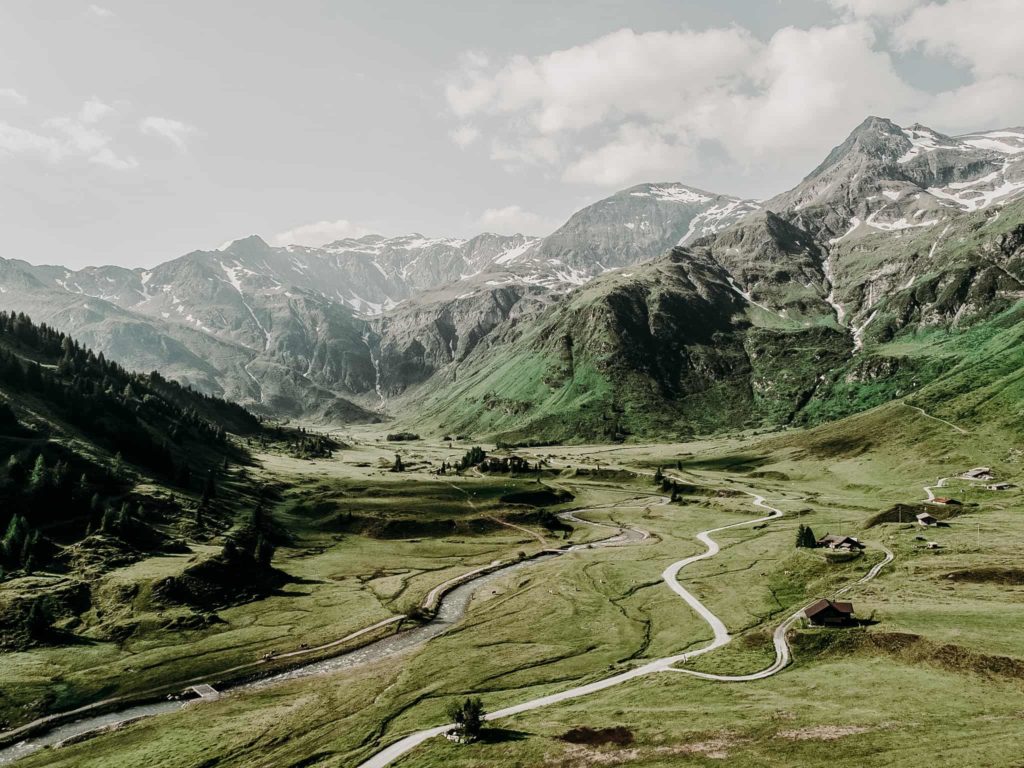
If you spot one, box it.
[479,728,530,744]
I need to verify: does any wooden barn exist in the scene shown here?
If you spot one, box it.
[816,534,866,551]
[804,599,855,626]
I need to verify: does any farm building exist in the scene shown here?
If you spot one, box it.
[816,534,866,551]
[804,599,855,626]
[917,512,938,527]
[987,482,1015,491]
[963,467,993,480]
[930,497,961,506]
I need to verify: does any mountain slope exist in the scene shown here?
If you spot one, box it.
[3,182,756,419]
[409,118,1024,442]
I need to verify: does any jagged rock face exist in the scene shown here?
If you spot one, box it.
[773,117,1024,242]
[407,248,850,442]
[370,283,553,396]
[705,212,833,319]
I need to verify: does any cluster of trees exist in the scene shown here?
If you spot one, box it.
[1,514,42,575]
[795,524,818,548]
[478,455,534,474]
[0,312,273,579]
[446,697,485,743]
[289,433,336,459]
[1,448,117,539]
[456,446,487,471]
[385,432,420,442]
[220,501,277,569]
[0,312,250,487]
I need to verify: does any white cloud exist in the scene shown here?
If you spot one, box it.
[446,27,760,137]
[0,99,136,169]
[490,135,560,169]
[447,23,929,188]
[895,0,1022,78]
[823,0,922,19]
[562,124,696,186]
[0,88,27,107]
[272,219,375,247]
[88,5,115,17]
[0,123,62,161]
[79,98,115,124]
[914,75,1024,134]
[140,116,196,151]
[477,205,556,235]
[449,124,480,148]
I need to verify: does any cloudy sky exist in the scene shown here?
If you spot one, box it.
[1,0,1020,268]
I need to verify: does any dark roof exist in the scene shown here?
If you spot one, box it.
[804,598,854,618]
[817,534,865,548]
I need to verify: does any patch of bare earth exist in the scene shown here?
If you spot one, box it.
[545,733,744,765]
[777,724,874,740]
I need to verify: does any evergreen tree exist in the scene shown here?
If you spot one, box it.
[795,524,818,548]
[446,697,485,742]
[1,514,28,560]
[654,466,664,483]
[28,454,48,491]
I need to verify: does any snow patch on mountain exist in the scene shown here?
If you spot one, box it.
[630,184,713,204]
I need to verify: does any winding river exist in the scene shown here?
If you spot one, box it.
[0,495,656,765]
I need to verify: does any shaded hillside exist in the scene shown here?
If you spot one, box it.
[403,120,1024,443]
[0,311,269,584]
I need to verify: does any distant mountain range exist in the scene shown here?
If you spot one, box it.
[0,180,756,419]
[3,117,1024,439]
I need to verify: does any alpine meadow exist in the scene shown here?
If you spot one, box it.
[1,2,1023,767]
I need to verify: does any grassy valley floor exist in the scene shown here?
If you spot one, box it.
[4,404,1024,768]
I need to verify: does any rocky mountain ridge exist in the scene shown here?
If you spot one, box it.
[3,118,1024,438]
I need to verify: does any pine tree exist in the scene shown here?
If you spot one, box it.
[28,454,47,491]
[654,466,664,483]
[795,524,818,548]
[1,514,28,560]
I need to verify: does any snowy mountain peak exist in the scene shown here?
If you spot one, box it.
[628,183,715,205]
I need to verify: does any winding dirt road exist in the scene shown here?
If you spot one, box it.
[356,490,893,768]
